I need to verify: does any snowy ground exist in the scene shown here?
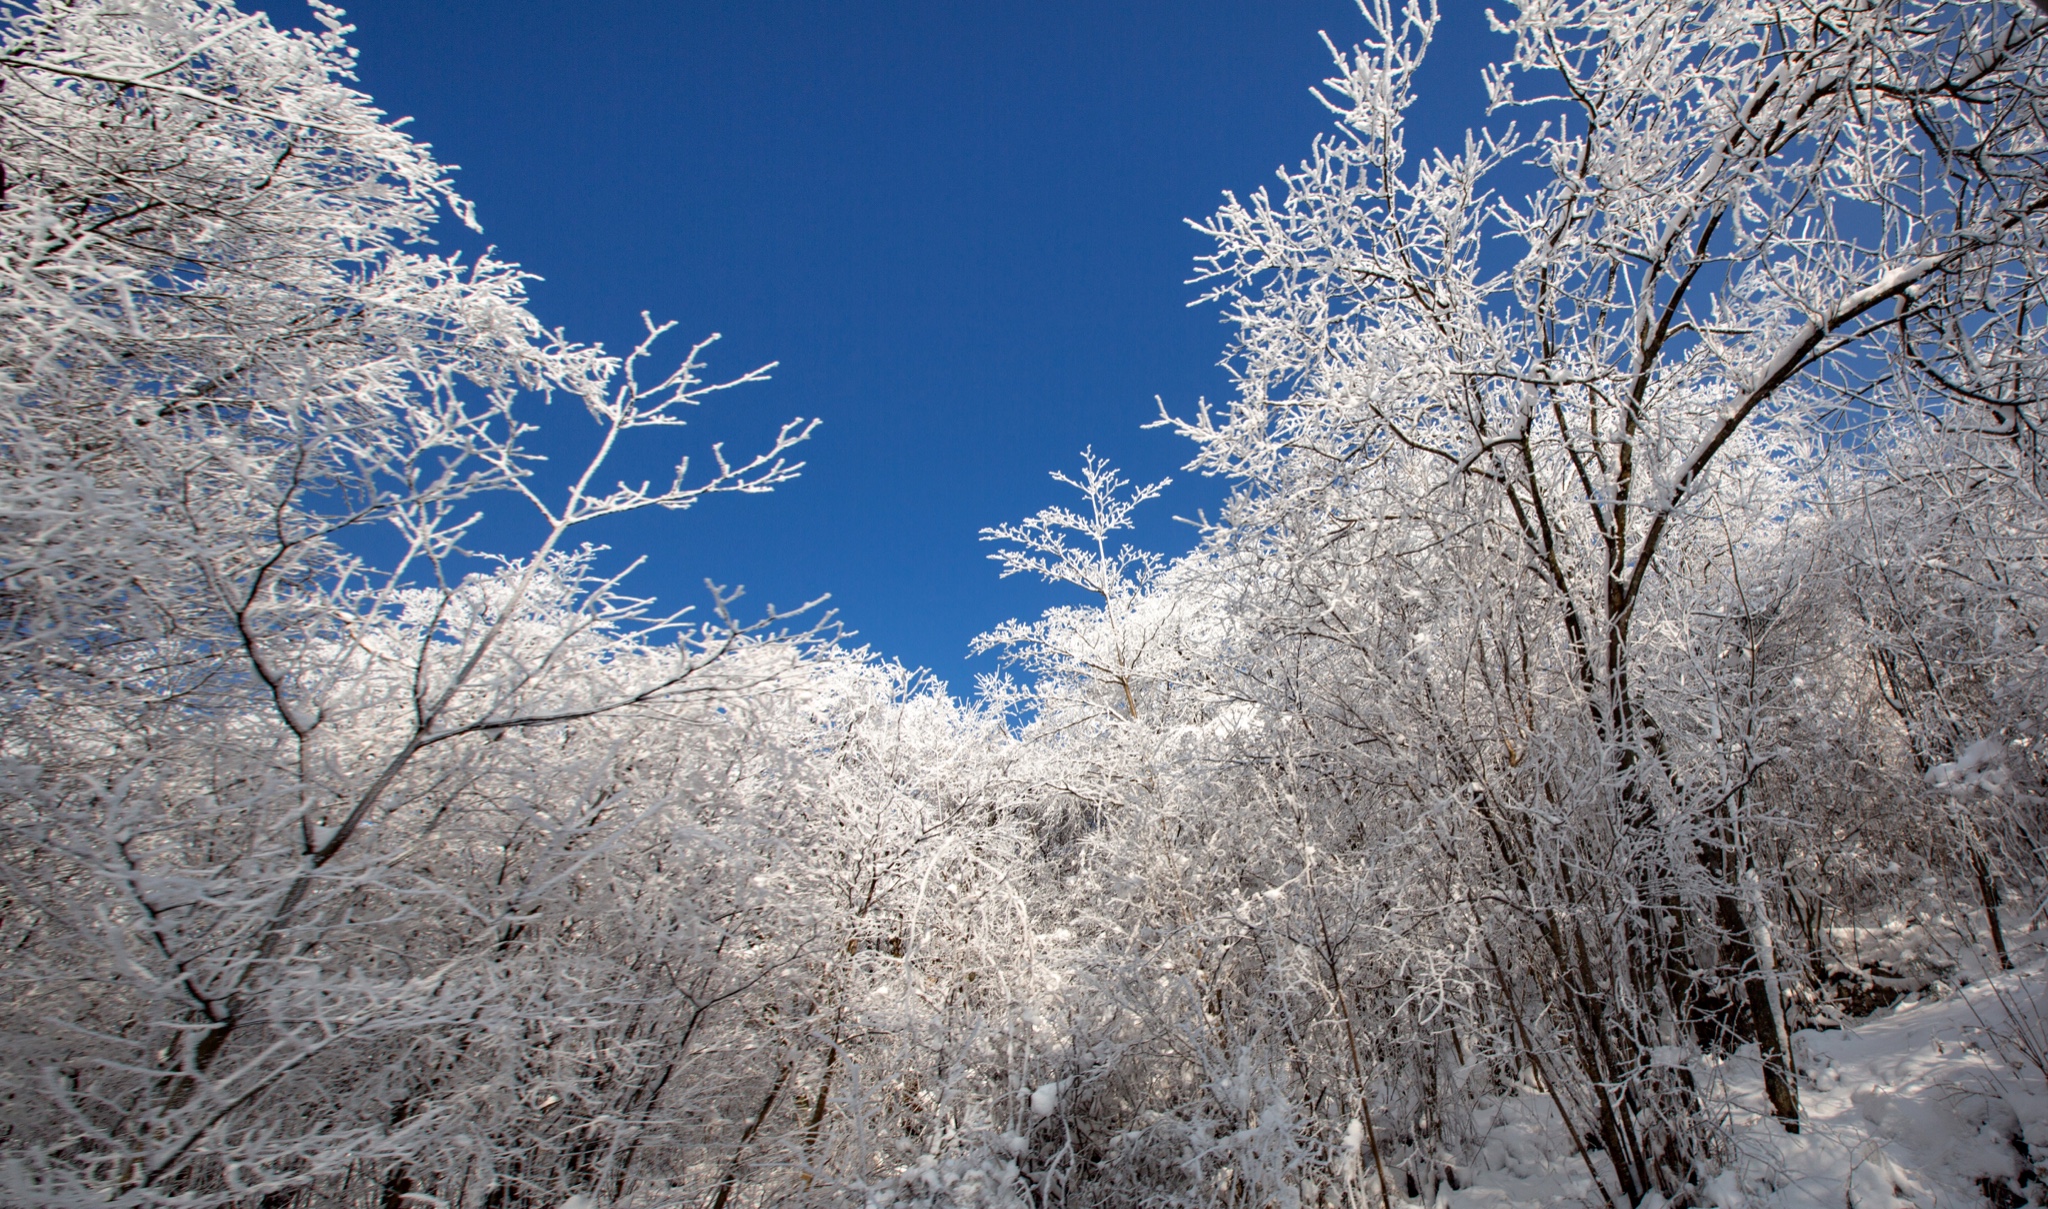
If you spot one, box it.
[1450,930,2048,1209]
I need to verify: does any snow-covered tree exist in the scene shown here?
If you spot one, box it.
[17,0,2048,1206]
[0,2,838,1204]
[994,0,2048,1201]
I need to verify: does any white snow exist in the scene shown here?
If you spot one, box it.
[1438,949,2048,1209]
[1029,1082,1060,1118]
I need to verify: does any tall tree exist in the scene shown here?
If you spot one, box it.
[1161,0,2048,1193]
[0,2,824,1204]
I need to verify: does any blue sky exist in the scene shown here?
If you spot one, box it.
[325,0,1503,686]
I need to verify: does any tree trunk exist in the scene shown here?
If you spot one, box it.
[1970,843,2014,971]
[1716,891,1799,1132]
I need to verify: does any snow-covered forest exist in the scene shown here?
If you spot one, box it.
[11,0,2048,1206]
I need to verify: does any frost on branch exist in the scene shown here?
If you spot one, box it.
[15,0,2048,1207]
[974,451,1175,724]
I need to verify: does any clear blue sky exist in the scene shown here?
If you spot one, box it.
[322,0,1502,686]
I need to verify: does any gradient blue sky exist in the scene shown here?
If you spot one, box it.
[323,0,1503,686]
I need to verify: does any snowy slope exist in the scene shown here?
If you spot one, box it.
[1446,950,2048,1209]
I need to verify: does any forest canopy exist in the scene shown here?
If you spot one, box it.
[6,0,2048,1207]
